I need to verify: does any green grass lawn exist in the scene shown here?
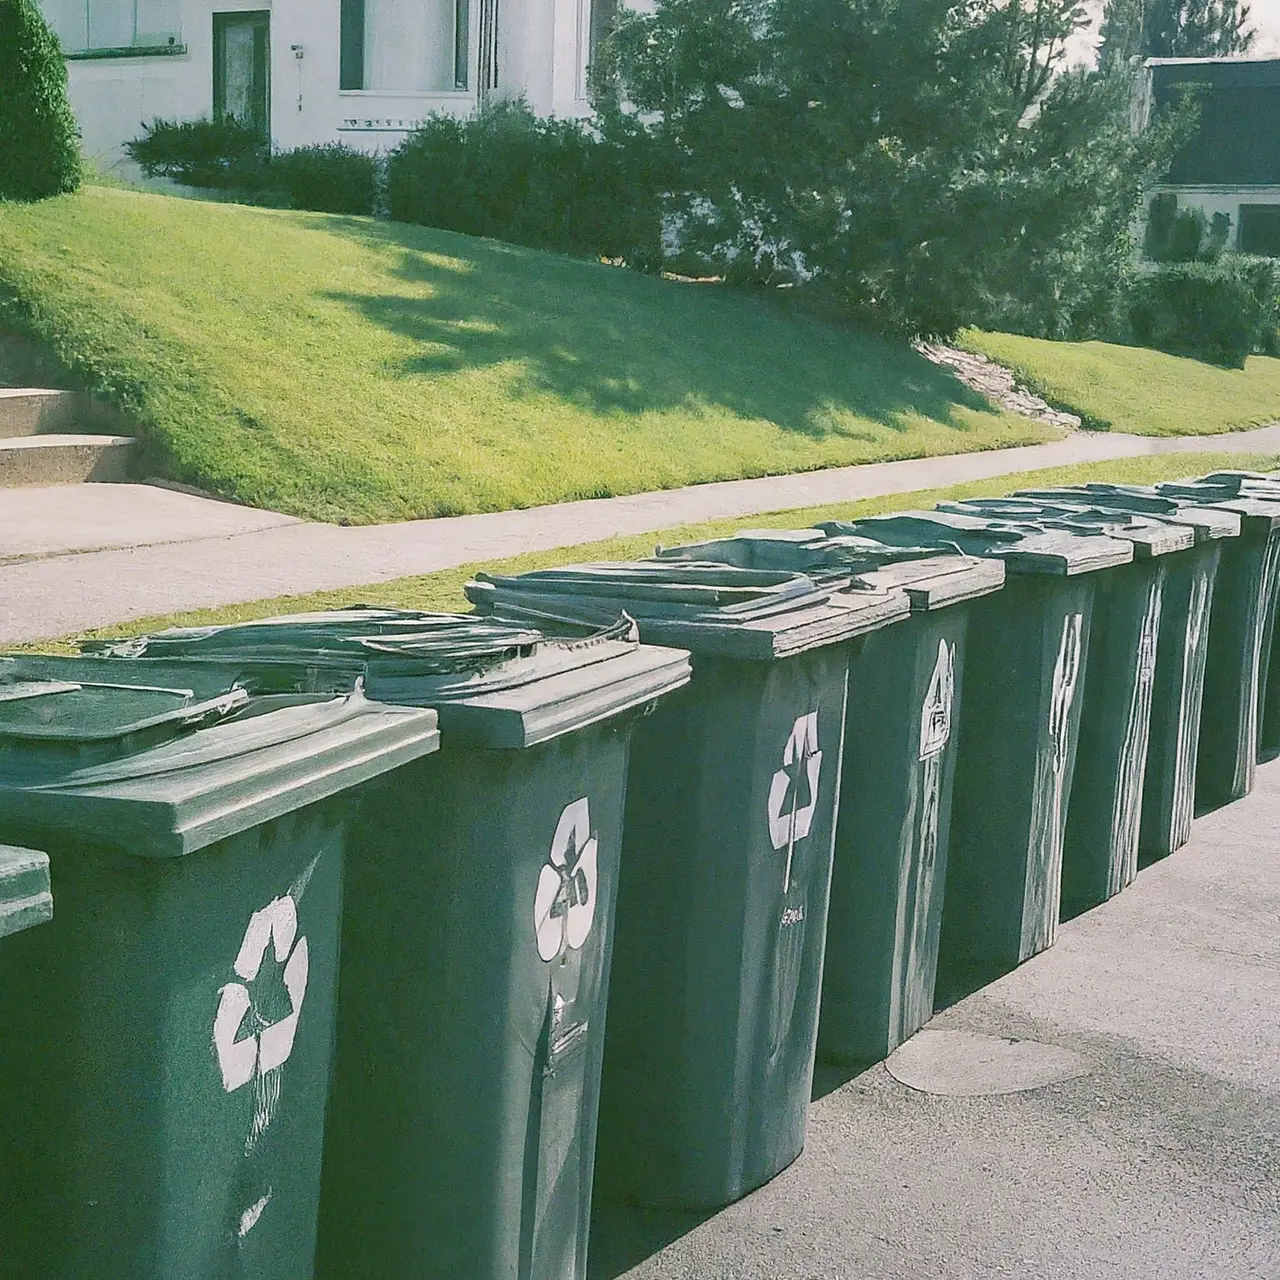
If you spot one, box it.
[963,330,1280,435]
[0,187,1051,525]
[35,449,1272,650]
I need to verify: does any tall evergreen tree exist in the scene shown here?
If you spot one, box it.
[1099,0,1253,69]
[0,0,81,200]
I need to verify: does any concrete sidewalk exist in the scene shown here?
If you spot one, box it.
[592,761,1280,1279]
[6,424,1280,643]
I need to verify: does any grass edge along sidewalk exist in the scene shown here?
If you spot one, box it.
[962,329,1280,437]
[28,449,1275,653]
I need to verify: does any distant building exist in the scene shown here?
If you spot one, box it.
[1138,56,1280,255]
[38,0,616,166]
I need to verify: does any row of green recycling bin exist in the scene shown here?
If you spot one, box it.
[1,468,1279,1279]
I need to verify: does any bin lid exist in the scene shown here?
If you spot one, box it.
[464,562,912,660]
[80,610,692,750]
[0,844,53,939]
[1151,482,1280,529]
[653,530,1005,611]
[817,511,1133,575]
[1012,486,1242,540]
[0,688,440,859]
[935,498,1195,558]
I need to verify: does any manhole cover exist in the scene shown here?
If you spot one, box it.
[885,1028,1090,1097]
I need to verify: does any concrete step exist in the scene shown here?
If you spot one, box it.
[0,389,82,439]
[0,435,135,487]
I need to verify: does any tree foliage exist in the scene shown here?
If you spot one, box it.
[0,0,81,201]
[594,0,1174,338]
[1098,0,1253,68]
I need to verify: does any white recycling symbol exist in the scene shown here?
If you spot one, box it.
[213,895,310,1093]
[534,797,598,963]
[768,712,822,892]
[919,639,956,761]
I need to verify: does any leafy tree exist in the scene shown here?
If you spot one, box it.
[1099,0,1253,69]
[0,0,81,200]
[595,0,1173,338]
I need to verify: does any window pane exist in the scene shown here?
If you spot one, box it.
[87,0,134,49]
[134,0,181,44]
[341,0,366,89]
[39,0,89,52]
[1240,205,1280,256]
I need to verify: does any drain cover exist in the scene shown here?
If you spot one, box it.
[885,1028,1089,1097]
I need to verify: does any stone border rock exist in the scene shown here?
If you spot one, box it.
[916,341,1082,431]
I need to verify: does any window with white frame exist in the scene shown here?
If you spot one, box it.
[40,0,182,54]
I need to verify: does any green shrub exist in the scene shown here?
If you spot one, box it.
[386,100,663,266]
[269,143,377,215]
[0,0,81,201]
[1129,255,1280,367]
[126,116,266,187]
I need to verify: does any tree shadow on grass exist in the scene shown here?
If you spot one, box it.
[303,216,1004,443]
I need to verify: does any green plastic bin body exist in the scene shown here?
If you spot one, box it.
[830,513,1131,988]
[940,498,1195,915]
[66,612,692,1280]
[466,564,911,1209]
[0,677,438,1280]
[319,726,633,1280]
[653,531,1006,1064]
[1015,484,1241,859]
[1152,486,1280,808]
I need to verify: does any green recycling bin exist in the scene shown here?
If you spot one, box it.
[69,611,693,1280]
[652,529,1006,1064]
[937,497,1194,917]
[819,512,1131,991]
[1014,483,1241,860]
[466,563,911,1209]
[0,671,438,1280]
[1187,472,1280,763]
[0,843,52,940]
[1148,479,1280,808]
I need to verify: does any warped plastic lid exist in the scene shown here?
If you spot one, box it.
[653,530,1004,611]
[0,677,251,773]
[0,844,53,939]
[935,498,1194,558]
[77,608,692,749]
[818,510,1133,575]
[465,562,911,660]
[0,688,440,859]
[1013,486,1242,540]
[1151,481,1280,529]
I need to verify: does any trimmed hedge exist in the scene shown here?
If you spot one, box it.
[1130,255,1280,368]
[0,0,81,201]
[386,100,664,267]
[265,144,378,215]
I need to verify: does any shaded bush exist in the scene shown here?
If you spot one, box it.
[0,0,82,201]
[386,100,664,267]
[127,121,377,214]
[1129,255,1280,366]
[125,117,265,187]
[266,144,378,214]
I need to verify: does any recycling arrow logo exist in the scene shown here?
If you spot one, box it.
[534,797,598,963]
[213,895,310,1094]
[768,711,822,892]
[919,639,956,761]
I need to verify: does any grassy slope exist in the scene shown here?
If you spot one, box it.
[963,330,1280,435]
[40,449,1272,648]
[0,187,1049,524]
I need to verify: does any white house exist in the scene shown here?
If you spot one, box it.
[1136,56,1280,255]
[38,0,617,166]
